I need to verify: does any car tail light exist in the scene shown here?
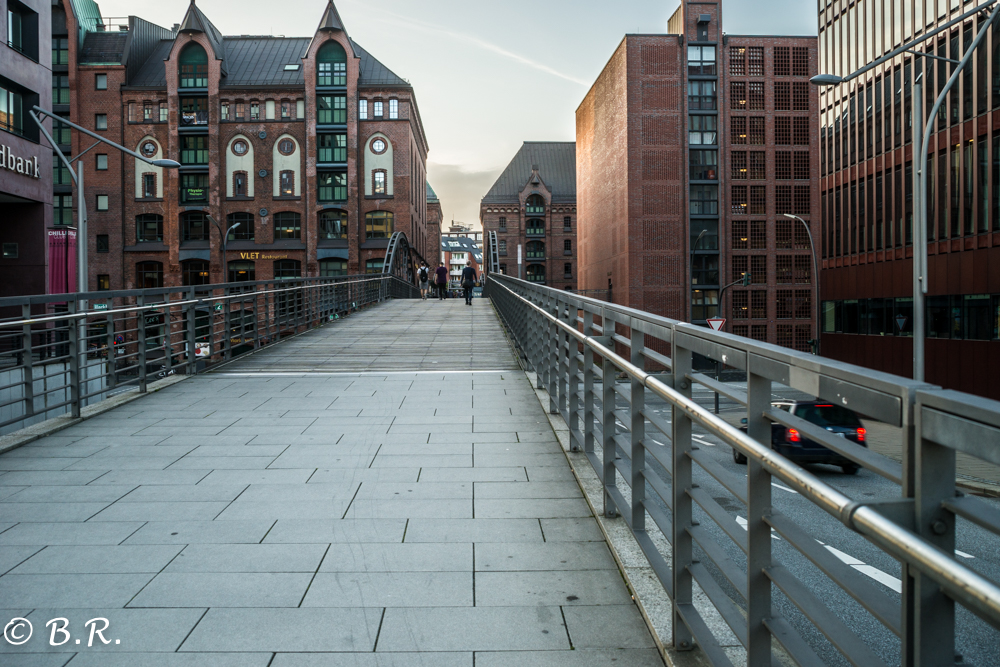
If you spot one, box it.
[788,429,801,443]
[856,427,866,442]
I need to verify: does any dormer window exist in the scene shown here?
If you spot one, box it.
[317,41,347,86]
[179,43,208,88]
[284,64,300,71]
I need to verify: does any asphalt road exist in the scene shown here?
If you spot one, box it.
[599,380,1000,667]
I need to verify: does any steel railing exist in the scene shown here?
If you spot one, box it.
[486,273,1000,667]
[0,275,418,434]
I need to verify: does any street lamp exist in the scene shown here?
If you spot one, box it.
[29,106,180,301]
[207,214,241,280]
[783,214,820,355]
[810,0,1000,382]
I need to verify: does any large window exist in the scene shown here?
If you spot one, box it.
[692,255,719,286]
[690,150,718,180]
[54,195,73,225]
[228,261,255,283]
[279,171,295,197]
[317,41,347,86]
[366,259,384,274]
[688,45,716,75]
[319,210,347,239]
[180,97,208,126]
[180,135,208,165]
[52,74,69,105]
[181,211,209,242]
[526,194,545,215]
[136,214,163,242]
[0,83,24,136]
[320,259,347,277]
[318,172,347,202]
[7,6,24,54]
[274,259,301,280]
[526,264,546,283]
[365,211,394,239]
[273,212,301,240]
[526,241,545,259]
[318,94,347,124]
[226,212,254,241]
[52,37,68,65]
[373,170,386,194]
[180,173,209,203]
[690,185,718,215]
[136,262,163,289]
[526,219,545,236]
[692,290,719,320]
[318,133,347,163]
[689,115,717,145]
[689,81,717,110]
[179,43,208,88]
[182,260,210,286]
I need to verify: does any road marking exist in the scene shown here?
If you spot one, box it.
[735,516,781,540]
[955,549,975,559]
[817,541,902,593]
[772,483,798,494]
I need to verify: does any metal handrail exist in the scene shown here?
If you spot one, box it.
[486,273,1000,666]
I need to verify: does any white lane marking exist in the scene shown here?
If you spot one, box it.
[772,483,798,494]
[735,516,781,540]
[955,550,975,559]
[818,541,902,593]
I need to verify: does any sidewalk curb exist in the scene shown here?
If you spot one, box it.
[0,374,189,455]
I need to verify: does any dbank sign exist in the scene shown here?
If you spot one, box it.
[0,143,41,179]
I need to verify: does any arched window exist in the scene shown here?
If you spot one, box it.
[365,259,384,274]
[317,41,347,87]
[365,211,393,239]
[526,264,546,284]
[273,212,301,240]
[178,43,208,88]
[319,210,347,240]
[182,260,210,286]
[228,261,255,283]
[526,218,545,236]
[136,214,163,242]
[274,259,301,280]
[373,169,387,195]
[136,261,163,288]
[526,194,545,215]
[226,212,254,241]
[181,211,209,242]
[320,259,347,277]
[526,241,545,259]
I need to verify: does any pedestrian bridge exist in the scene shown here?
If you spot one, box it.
[0,274,998,667]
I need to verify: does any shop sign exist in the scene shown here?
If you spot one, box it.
[93,303,109,311]
[0,144,40,179]
[238,252,290,260]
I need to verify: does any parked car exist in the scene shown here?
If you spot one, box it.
[733,400,867,474]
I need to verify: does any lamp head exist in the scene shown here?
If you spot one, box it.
[810,73,844,87]
[783,213,796,220]
[151,159,181,168]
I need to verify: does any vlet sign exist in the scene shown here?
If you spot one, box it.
[0,144,41,179]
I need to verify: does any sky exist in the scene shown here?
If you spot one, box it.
[94,0,817,228]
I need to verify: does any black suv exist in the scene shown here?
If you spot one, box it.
[733,400,867,474]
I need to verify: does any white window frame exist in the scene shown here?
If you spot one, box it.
[359,99,368,120]
[389,99,398,119]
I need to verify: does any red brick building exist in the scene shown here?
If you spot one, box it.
[58,0,434,290]
[576,0,819,352]
[817,1,1000,399]
[480,142,577,290]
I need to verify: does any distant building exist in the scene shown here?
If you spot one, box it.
[426,182,442,266]
[481,142,577,290]
[49,0,434,292]
[576,1,818,352]
[1,0,53,299]
[440,235,482,288]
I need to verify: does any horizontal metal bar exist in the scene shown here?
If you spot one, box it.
[688,372,748,406]
[689,562,748,648]
[634,529,674,597]
[688,524,748,599]
[943,495,1000,536]
[642,494,673,537]
[764,616,826,667]
[689,487,748,553]
[921,406,1000,465]
[641,407,673,440]
[674,603,737,667]
[689,447,748,505]
[766,564,890,667]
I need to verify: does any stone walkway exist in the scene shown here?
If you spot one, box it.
[0,299,663,666]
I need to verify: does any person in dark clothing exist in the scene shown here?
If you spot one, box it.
[461,262,477,305]
[418,262,430,300]
[435,263,449,300]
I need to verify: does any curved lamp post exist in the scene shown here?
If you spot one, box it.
[810,0,1000,382]
[783,213,820,355]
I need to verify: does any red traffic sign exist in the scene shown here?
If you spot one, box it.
[706,318,726,332]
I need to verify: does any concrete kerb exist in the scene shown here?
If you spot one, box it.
[0,373,189,455]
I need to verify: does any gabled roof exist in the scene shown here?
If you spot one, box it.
[482,142,577,204]
[126,37,407,89]
[178,0,227,77]
[79,32,128,64]
[317,1,347,33]
[427,183,439,204]
[442,236,484,264]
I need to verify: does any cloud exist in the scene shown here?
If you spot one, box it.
[340,0,590,86]
[427,162,507,229]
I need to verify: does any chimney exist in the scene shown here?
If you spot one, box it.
[171,23,180,32]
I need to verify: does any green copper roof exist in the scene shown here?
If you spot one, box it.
[68,0,103,48]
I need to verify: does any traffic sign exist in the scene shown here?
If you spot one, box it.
[895,314,908,331]
[706,318,726,331]
[214,304,223,312]
[92,303,108,311]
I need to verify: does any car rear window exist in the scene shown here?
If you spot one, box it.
[793,404,861,427]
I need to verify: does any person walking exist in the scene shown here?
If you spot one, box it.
[461,261,477,306]
[418,262,430,300]
[435,262,449,300]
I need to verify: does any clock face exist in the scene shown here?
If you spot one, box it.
[371,139,386,154]
[140,141,157,157]
[232,140,248,156]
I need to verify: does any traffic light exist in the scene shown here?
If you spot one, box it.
[742,272,752,287]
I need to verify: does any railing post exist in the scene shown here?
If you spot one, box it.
[582,309,596,456]
[601,308,618,518]
[186,287,198,375]
[137,295,147,393]
[547,294,559,415]
[21,304,35,420]
[105,308,116,391]
[223,286,233,359]
[746,364,773,665]
[558,297,570,421]
[67,300,81,418]
[630,323,645,532]
[566,300,581,451]
[162,298,173,376]
[906,392,956,667]
[671,334,693,651]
